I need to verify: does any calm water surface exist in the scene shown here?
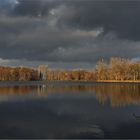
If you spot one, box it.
[0,81,140,138]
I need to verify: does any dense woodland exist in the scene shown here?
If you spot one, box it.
[45,57,140,81]
[0,57,140,81]
[0,67,39,81]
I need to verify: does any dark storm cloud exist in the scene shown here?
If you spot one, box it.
[0,15,102,62]
[2,0,140,40]
[0,0,139,68]
[13,0,63,16]
[11,0,140,41]
[0,0,17,14]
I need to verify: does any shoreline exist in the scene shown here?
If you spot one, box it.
[96,80,140,83]
[0,80,139,86]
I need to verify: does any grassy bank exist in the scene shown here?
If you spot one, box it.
[96,80,140,83]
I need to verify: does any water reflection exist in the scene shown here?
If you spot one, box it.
[0,82,140,138]
[0,83,140,107]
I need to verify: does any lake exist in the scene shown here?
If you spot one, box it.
[0,81,140,139]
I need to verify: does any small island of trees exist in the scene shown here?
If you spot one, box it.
[0,57,140,82]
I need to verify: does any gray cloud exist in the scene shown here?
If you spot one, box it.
[0,0,139,68]
[10,0,140,41]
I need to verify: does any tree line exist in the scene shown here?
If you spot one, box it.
[43,57,140,81]
[95,57,140,81]
[0,57,139,81]
[0,67,39,81]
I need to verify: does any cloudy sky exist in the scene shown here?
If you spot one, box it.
[0,0,139,69]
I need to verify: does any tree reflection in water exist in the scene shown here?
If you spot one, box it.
[0,83,139,107]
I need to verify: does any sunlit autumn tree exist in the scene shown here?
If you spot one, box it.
[96,58,108,80]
